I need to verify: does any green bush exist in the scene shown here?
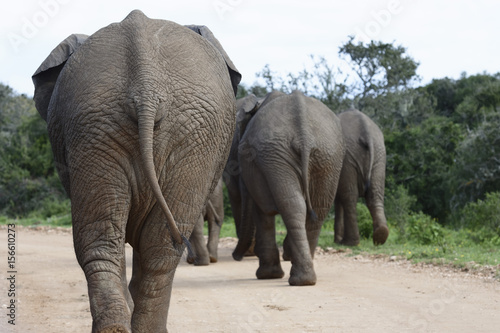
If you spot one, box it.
[356,202,373,239]
[0,171,67,218]
[404,212,445,245]
[455,192,500,245]
[384,183,417,234]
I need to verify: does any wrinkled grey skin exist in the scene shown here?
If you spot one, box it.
[187,178,224,265]
[32,10,240,333]
[334,109,389,246]
[232,91,345,286]
[223,94,269,259]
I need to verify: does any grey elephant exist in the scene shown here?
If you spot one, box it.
[334,109,389,246]
[223,95,266,259]
[32,10,240,333]
[232,91,345,286]
[187,178,224,265]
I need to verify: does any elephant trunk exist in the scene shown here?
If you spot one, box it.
[138,99,183,245]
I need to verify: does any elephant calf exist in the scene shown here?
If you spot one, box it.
[232,91,345,286]
[188,178,225,265]
[334,109,389,246]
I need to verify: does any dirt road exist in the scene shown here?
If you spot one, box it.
[1,225,499,332]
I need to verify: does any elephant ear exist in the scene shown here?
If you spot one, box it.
[236,94,261,138]
[32,34,88,121]
[185,25,242,96]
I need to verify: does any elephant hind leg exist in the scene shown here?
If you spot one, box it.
[279,196,317,286]
[207,214,221,263]
[71,198,132,331]
[336,196,360,246]
[98,324,131,333]
[334,199,344,244]
[254,209,284,279]
[131,210,183,332]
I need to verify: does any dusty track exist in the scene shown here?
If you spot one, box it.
[1,225,499,332]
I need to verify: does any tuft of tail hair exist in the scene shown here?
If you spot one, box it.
[181,234,195,259]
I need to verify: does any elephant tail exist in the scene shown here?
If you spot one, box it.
[292,91,317,222]
[301,146,318,222]
[206,200,222,227]
[138,100,184,245]
[364,135,375,196]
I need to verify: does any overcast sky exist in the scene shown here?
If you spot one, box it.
[2,0,500,96]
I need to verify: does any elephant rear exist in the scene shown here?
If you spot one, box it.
[236,90,345,286]
[32,10,241,332]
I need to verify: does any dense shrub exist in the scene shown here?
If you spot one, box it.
[404,212,445,245]
[384,184,417,233]
[454,192,500,245]
[356,202,373,239]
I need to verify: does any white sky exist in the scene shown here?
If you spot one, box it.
[1,0,500,96]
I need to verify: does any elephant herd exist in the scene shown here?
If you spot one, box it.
[32,10,388,333]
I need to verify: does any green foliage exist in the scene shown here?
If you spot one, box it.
[0,83,67,218]
[338,36,419,102]
[384,183,417,233]
[449,114,500,210]
[453,192,500,245]
[385,116,464,220]
[403,212,445,246]
[356,202,373,239]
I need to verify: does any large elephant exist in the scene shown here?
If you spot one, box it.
[232,91,345,286]
[334,109,389,246]
[187,178,224,265]
[32,10,240,333]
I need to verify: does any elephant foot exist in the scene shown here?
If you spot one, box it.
[233,239,253,261]
[288,265,316,286]
[232,250,244,261]
[256,264,285,279]
[209,255,218,263]
[187,255,210,266]
[194,256,210,266]
[98,324,131,333]
[373,225,389,245]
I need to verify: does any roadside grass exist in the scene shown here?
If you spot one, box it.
[0,213,72,227]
